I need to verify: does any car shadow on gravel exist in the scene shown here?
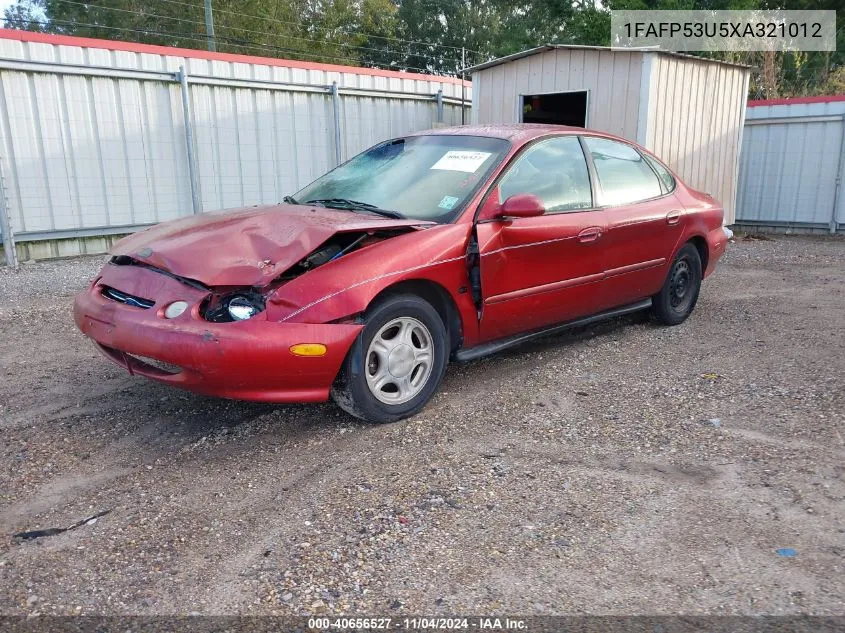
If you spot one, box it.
[80,311,655,436]
[36,373,348,452]
[104,383,335,435]
[86,311,655,434]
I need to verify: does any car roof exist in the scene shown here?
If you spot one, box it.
[409,123,625,145]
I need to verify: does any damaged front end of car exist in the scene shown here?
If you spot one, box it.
[197,231,381,323]
[117,227,414,325]
[73,204,462,401]
[74,233,407,401]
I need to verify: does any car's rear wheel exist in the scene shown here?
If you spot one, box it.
[331,294,448,423]
[651,243,702,325]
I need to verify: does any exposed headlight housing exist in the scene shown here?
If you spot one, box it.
[227,295,260,321]
[202,292,266,323]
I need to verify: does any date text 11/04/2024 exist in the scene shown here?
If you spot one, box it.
[307,617,528,630]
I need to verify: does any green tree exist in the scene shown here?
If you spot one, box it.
[2,0,43,31]
[395,0,503,73]
[2,0,406,67]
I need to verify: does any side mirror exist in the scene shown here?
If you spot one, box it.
[495,194,545,219]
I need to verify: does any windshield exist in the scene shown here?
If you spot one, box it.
[293,135,511,223]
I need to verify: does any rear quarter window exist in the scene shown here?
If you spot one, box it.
[644,154,677,193]
[584,137,663,206]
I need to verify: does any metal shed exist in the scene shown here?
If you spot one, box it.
[0,29,470,265]
[467,45,750,224]
[736,95,845,234]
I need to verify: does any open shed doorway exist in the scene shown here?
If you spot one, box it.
[521,90,588,127]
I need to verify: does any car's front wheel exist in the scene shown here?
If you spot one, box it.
[331,294,448,423]
[651,243,702,325]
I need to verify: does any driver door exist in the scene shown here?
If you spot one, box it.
[475,135,607,341]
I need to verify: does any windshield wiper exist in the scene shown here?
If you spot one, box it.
[283,195,298,204]
[304,198,404,219]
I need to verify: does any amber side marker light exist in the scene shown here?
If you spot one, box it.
[290,343,327,357]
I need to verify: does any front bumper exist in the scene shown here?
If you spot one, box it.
[73,263,362,403]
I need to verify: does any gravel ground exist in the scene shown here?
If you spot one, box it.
[0,235,843,616]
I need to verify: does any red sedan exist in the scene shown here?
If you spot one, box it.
[74,124,730,423]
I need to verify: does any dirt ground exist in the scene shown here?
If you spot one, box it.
[0,235,843,617]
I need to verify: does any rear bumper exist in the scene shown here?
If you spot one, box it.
[703,225,732,278]
[73,265,362,403]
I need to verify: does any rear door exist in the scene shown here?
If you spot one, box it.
[581,136,684,308]
[475,135,607,341]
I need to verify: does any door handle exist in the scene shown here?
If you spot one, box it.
[577,227,602,243]
[666,210,682,225]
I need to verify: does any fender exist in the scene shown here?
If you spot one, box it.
[671,182,726,278]
[265,223,484,346]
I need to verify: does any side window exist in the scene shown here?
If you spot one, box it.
[583,137,662,206]
[644,154,676,193]
[498,136,592,212]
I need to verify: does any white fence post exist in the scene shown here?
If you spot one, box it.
[0,156,17,268]
[832,119,845,234]
[331,81,343,166]
[178,66,202,215]
[436,89,445,123]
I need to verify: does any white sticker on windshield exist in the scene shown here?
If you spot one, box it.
[430,150,492,173]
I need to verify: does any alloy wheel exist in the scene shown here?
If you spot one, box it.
[365,316,434,405]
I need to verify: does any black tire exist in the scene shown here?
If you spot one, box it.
[331,294,449,423]
[651,243,702,326]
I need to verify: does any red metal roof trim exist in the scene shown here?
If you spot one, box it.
[748,95,845,107]
[0,27,470,87]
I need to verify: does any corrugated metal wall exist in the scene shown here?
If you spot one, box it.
[0,32,470,262]
[471,47,643,141]
[736,99,845,232]
[470,47,749,225]
[643,54,749,225]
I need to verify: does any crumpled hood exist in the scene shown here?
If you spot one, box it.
[110,204,433,287]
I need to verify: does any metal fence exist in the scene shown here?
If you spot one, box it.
[0,32,470,267]
[736,97,845,234]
